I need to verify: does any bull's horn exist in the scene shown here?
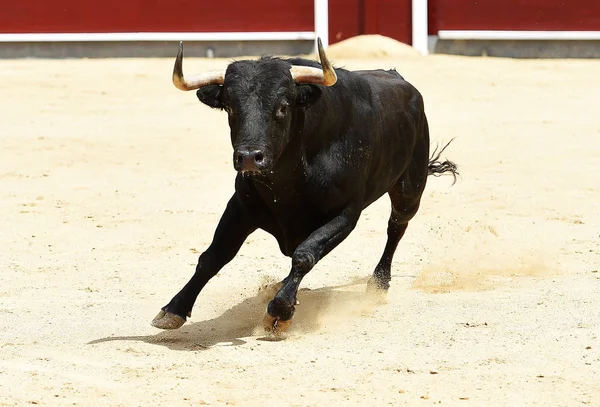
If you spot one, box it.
[290,37,337,87]
[172,41,225,91]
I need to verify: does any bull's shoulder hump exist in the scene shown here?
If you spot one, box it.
[349,70,419,97]
[349,70,423,110]
[352,69,404,80]
[283,57,325,69]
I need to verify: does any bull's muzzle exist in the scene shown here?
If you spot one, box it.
[233,149,267,173]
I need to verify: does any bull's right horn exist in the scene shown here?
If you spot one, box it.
[290,37,337,87]
[172,41,226,91]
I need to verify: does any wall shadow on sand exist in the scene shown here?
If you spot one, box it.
[88,277,379,351]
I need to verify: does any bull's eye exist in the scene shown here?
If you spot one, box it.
[276,104,289,119]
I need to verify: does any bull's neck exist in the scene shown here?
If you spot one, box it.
[260,106,334,190]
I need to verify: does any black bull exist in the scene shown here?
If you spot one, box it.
[152,39,458,334]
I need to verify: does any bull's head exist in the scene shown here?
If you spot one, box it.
[172,38,337,175]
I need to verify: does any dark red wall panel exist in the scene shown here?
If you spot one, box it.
[0,0,414,46]
[427,0,440,35]
[429,0,600,34]
[329,0,411,45]
[328,0,362,44]
[364,0,411,44]
[0,0,314,33]
[2,0,598,48]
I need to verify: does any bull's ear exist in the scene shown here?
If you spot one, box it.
[296,84,322,108]
[196,85,225,109]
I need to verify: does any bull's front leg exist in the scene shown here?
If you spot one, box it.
[264,205,361,334]
[152,195,256,330]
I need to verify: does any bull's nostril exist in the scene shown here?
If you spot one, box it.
[235,154,244,166]
[254,152,264,163]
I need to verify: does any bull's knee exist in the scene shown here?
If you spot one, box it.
[292,250,316,271]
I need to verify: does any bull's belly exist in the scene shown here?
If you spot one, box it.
[257,183,393,257]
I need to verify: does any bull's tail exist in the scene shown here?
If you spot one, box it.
[428,138,459,184]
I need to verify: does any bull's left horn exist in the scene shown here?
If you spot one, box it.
[172,41,226,91]
[290,37,337,87]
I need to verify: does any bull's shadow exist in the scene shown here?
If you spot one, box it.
[89,277,381,351]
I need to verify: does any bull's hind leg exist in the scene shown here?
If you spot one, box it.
[368,168,428,292]
[368,212,409,291]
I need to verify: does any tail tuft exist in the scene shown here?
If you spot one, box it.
[428,138,459,184]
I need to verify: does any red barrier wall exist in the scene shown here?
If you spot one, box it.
[3,0,597,47]
[428,0,600,34]
[0,0,412,45]
[0,0,314,33]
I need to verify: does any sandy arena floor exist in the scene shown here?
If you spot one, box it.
[1,38,599,406]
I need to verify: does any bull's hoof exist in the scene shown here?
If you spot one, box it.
[366,277,390,304]
[262,313,293,337]
[151,310,187,330]
[366,276,390,293]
